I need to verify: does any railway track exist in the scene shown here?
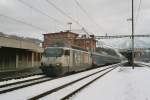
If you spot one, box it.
[0,63,125,99]
[0,75,46,88]
[62,68,115,100]
[0,76,52,94]
[0,66,111,95]
[0,72,43,82]
[0,66,112,95]
[29,63,122,100]
[136,62,150,67]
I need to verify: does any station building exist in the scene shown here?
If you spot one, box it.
[43,31,96,51]
[43,31,78,47]
[0,35,43,73]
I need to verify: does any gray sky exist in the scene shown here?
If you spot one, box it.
[0,0,149,44]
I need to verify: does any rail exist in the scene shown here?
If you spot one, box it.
[29,63,123,100]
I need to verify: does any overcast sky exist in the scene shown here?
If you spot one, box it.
[0,0,149,46]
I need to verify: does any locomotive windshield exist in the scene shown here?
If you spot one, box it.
[43,48,64,57]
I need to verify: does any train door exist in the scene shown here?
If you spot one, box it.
[64,49,70,72]
[72,50,78,71]
[72,50,80,71]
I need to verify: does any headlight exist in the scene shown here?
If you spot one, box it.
[56,63,61,66]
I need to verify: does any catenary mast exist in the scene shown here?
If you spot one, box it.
[132,0,134,69]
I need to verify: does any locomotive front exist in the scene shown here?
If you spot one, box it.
[40,47,70,76]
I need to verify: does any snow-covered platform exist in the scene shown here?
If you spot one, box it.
[72,66,150,100]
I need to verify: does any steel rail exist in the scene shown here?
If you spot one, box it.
[29,63,122,100]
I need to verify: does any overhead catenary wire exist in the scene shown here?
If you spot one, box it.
[0,14,47,32]
[17,0,64,25]
[73,0,106,34]
[136,0,142,21]
[135,0,142,28]
[45,0,92,36]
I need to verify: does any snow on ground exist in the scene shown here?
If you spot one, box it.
[72,66,150,100]
[39,67,113,100]
[0,75,45,86]
[0,65,112,100]
[136,61,150,66]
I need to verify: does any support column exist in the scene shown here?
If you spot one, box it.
[26,53,28,67]
[16,54,19,68]
[32,52,34,67]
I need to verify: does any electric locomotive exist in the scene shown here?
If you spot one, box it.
[40,43,92,76]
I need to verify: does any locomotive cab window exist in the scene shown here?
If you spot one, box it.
[64,50,70,56]
[43,48,63,57]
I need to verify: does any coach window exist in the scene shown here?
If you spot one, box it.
[64,50,70,56]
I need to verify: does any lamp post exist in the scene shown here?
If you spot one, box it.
[67,22,72,31]
[127,0,134,68]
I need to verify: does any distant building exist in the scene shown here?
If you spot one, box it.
[43,31,78,48]
[43,31,96,51]
[118,48,150,61]
[75,37,96,52]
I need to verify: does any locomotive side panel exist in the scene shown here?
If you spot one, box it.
[71,50,92,72]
